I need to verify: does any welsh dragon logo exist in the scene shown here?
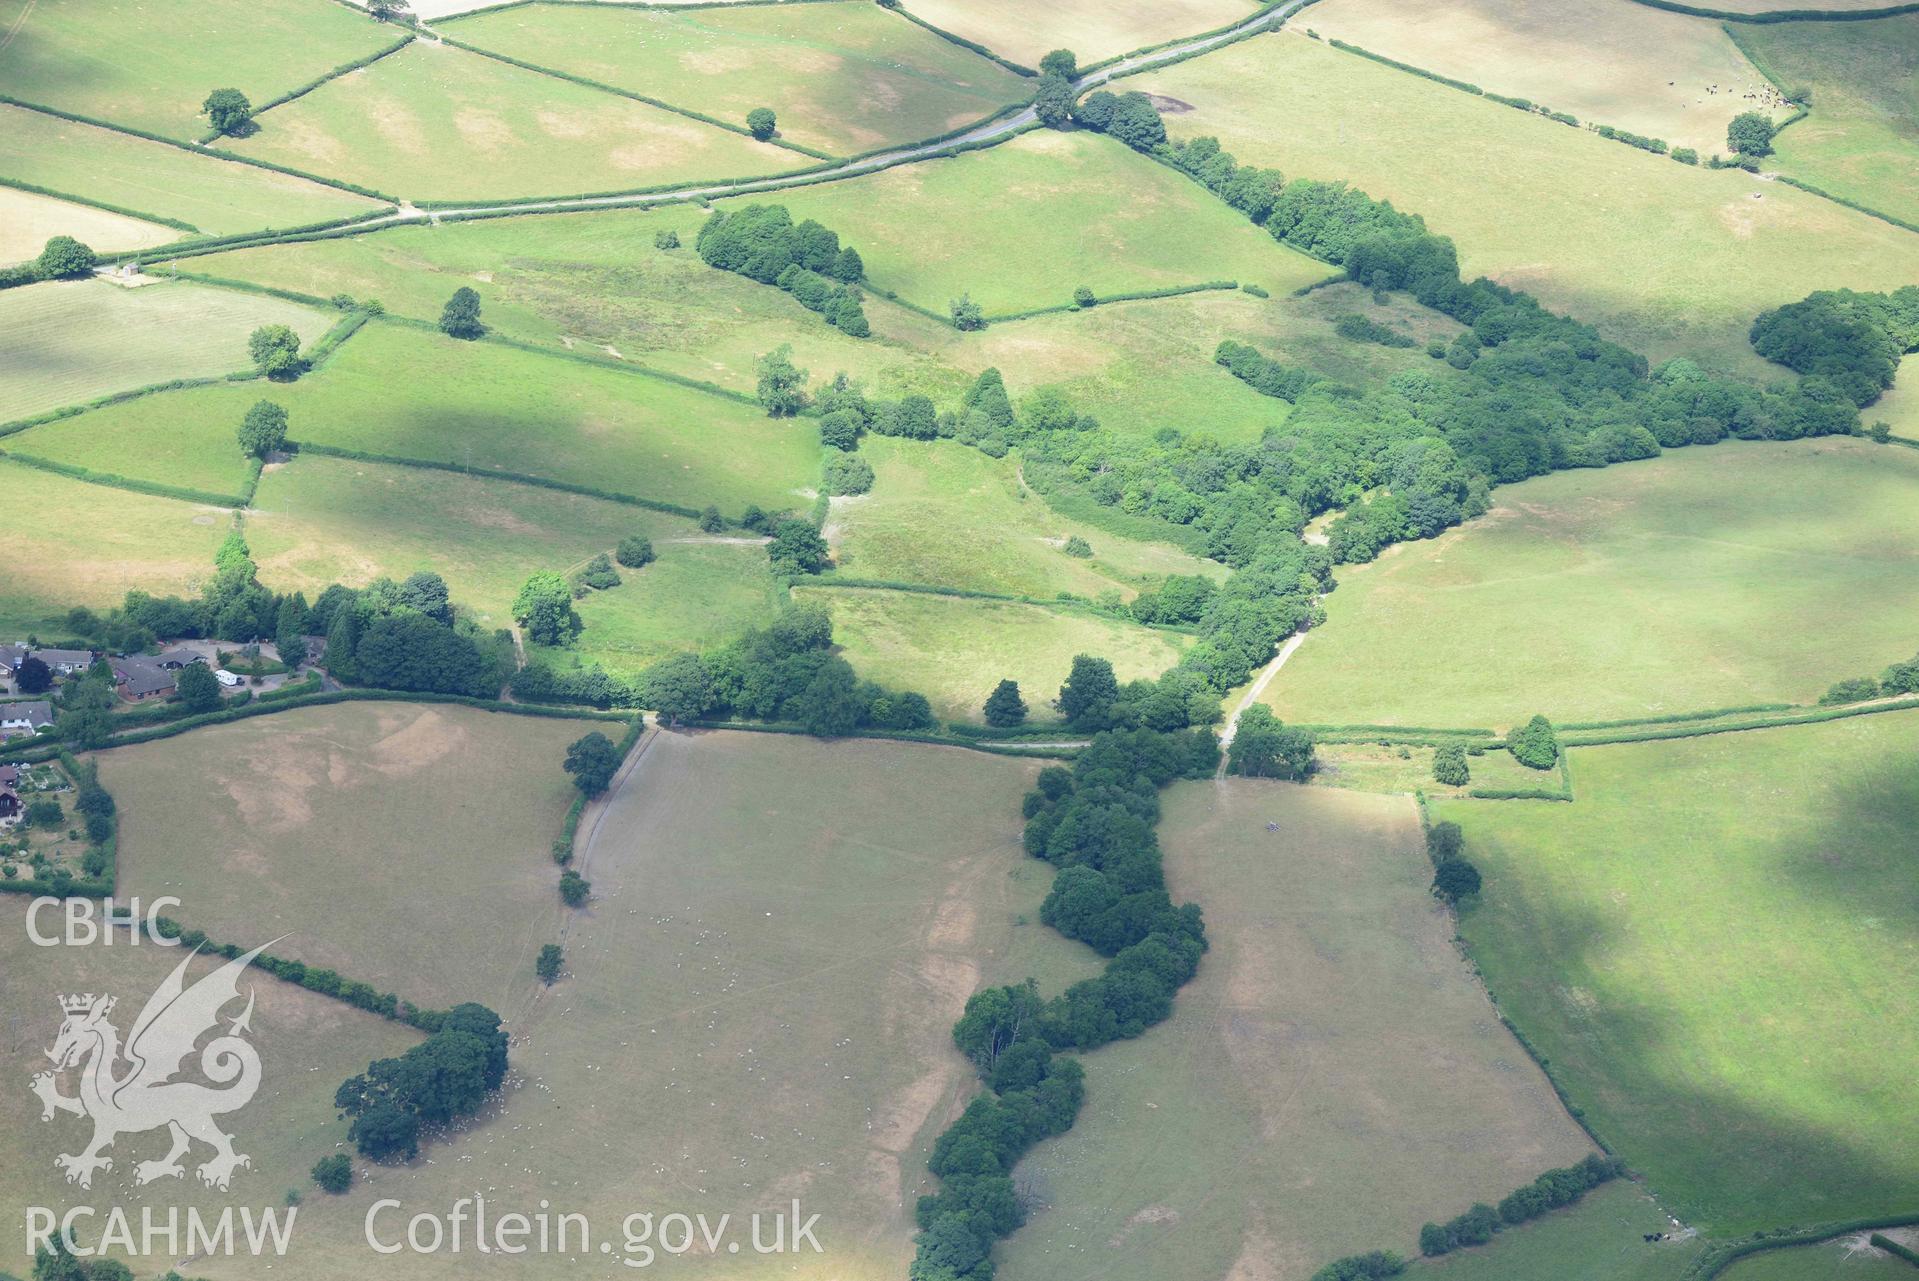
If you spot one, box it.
[30,942,273,1191]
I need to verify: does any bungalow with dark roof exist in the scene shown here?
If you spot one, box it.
[112,658,176,703]
[0,701,53,738]
[31,648,94,676]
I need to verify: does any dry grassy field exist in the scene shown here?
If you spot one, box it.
[108,701,595,1012]
[902,0,1260,67]
[165,729,1095,1281]
[220,39,797,201]
[0,898,418,1278]
[1304,0,1787,154]
[0,463,229,634]
[0,277,331,423]
[449,1,1030,156]
[1143,31,1919,375]
[0,105,387,234]
[999,779,1594,1281]
[0,185,176,266]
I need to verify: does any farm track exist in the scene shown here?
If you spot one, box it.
[351,0,1312,227]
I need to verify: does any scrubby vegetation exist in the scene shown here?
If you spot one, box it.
[697,204,870,337]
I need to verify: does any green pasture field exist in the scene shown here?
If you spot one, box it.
[217,320,818,514]
[109,701,593,1012]
[194,729,1099,1281]
[1309,741,1551,798]
[532,538,785,676]
[1722,1233,1919,1280]
[9,376,265,499]
[449,0,1030,157]
[999,779,1594,1281]
[1435,712,1919,1231]
[762,128,1333,314]
[0,185,174,267]
[1734,15,1919,225]
[902,0,1260,67]
[1878,355,1919,437]
[791,584,1190,723]
[0,105,386,235]
[246,453,713,628]
[0,0,398,141]
[186,210,1424,443]
[0,897,418,1279]
[1418,1180,1702,1281]
[1305,0,1789,155]
[826,438,1225,599]
[0,462,228,633]
[217,38,797,202]
[1144,31,1919,376]
[0,277,330,423]
[1265,439,1919,728]
[184,203,966,401]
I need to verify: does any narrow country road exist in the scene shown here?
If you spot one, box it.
[374,0,1311,227]
[1215,631,1307,775]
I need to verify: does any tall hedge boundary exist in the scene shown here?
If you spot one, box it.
[0,175,199,233]
[0,450,248,508]
[1626,0,1919,20]
[883,3,1036,76]
[200,35,416,143]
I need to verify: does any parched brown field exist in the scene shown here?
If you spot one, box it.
[0,185,176,266]
[175,729,1097,1280]
[998,779,1594,1281]
[901,0,1261,66]
[0,898,418,1278]
[109,702,597,1012]
[1304,0,1789,154]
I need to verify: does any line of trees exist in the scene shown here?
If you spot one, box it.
[1819,645,1919,704]
[915,726,1216,1280]
[1420,1154,1624,1256]
[696,204,869,336]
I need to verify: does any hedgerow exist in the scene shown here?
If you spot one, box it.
[915,728,1216,1278]
[0,451,248,508]
[883,3,1036,76]
[208,35,415,143]
[0,174,198,232]
[1419,1155,1624,1257]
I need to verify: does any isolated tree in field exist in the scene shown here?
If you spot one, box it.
[1727,110,1775,157]
[1433,857,1482,902]
[1506,714,1559,770]
[1039,49,1078,79]
[768,518,830,575]
[15,656,51,694]
[822,453,874,495]
[1056,654,1118,730]
[201,88,252,136]
[1227,705,1315,779]
[1426,820,1464,867]
[950,293,984,331]
[175,662,221,714]
[564,731,620,796]
[1432,742,1469,786]
[644,652,714,724]
[248,324,304,379]
[439,286,484,339]
[746,107,777,141]
[35,236,95,279]
[615,535,655,568]
[237,399,288,458]
[983,679,1027,728]
[311,1155,352,1194]
[558,869,591,907]
[513,571,581,646]
[653,227,680,250]
[536,943,563,984]
[756,345,809,416]
[1034,73,1075,129]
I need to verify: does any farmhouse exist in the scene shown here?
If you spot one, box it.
[111,658,176,703]
[0,701,53,737]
